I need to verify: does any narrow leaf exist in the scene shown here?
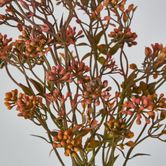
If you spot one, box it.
[31,134,51,143]
[109,43,121,55]
[81,52,91,61]
[129,153,150,159]
[19,83,34,95]
[59,14,64,29]
[0,59,4,69]
[94,30,105,44]
[29,79,44,96]
[76,42,89,47]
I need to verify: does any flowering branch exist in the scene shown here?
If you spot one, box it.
[0,0,166,165]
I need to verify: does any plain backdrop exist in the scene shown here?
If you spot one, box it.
[0,0,166,166]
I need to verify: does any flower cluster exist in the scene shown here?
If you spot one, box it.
[122,95,156,125]
[0,33,12,59]
[105,116,136,149]
[145,43,166,67]
[16,93,42,119]
[4,89,18,110]
[53,129,82,157]
[109,28,137,47]
[122,4,136,23]
[4,89,42,119]
[82,78,111,106]
[47,65,73,84]
[1,0,166,165]
[45,89,60,103]
[91,0,109,19]
[14,27,50,58]
[68,60,90,83]
[106,117,127,137]
[57,26,83,45]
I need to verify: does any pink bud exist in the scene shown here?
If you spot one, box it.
[86,99,91,105]
[139,106,144,111]
[51,66,57,74]
[128,102,135,109]
[147,105,153,111]
[41,24,50,32]
[127,110,133,115]
[121,110,127,115]
[143,98,149,107]
[131,96,136,103]
[59,68,66,75]
[103,80,108,87]
[137,114,142,119]
[60,73,70,81]
[145,118,150,124]
[136,118,141,125]
[77,30,83,36]
[95,100,100,106]
[135,98,140,105]
[48,75,55,81]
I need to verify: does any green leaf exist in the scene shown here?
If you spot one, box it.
[106,154,119,166]
[122,71,136,89]
[98,0,103,3]
[81,52,91,61]
[76,42,89,47]
[109,43,121,55]
[129,153,150,159]
[86,139,101,152]
[98,44,108,55]
[94,30,105,44]
[59,14,64,29]
[0,59,4,69]
[29,79,44,96]
[147,82,156,94]
[110,76,121,92]
[19,83,34,95]
[139,81,147,91]
[97,56,106,65]
[31,134,51,143]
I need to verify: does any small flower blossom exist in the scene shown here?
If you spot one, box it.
[143,43,166,77]
[16,93,42,119]
[121,95,156,124]
[14,27,50,58]
[57,26,83,45]
[81,78,111,106]
[53,128,83,157]
[109,27,137,47]
[106,117,134,140]
[47,65,73,84]
[4,90,42,119]
[0,33,12,59]
[0,0,12,7]
[68,60,90,83]
[4,89,18,110]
